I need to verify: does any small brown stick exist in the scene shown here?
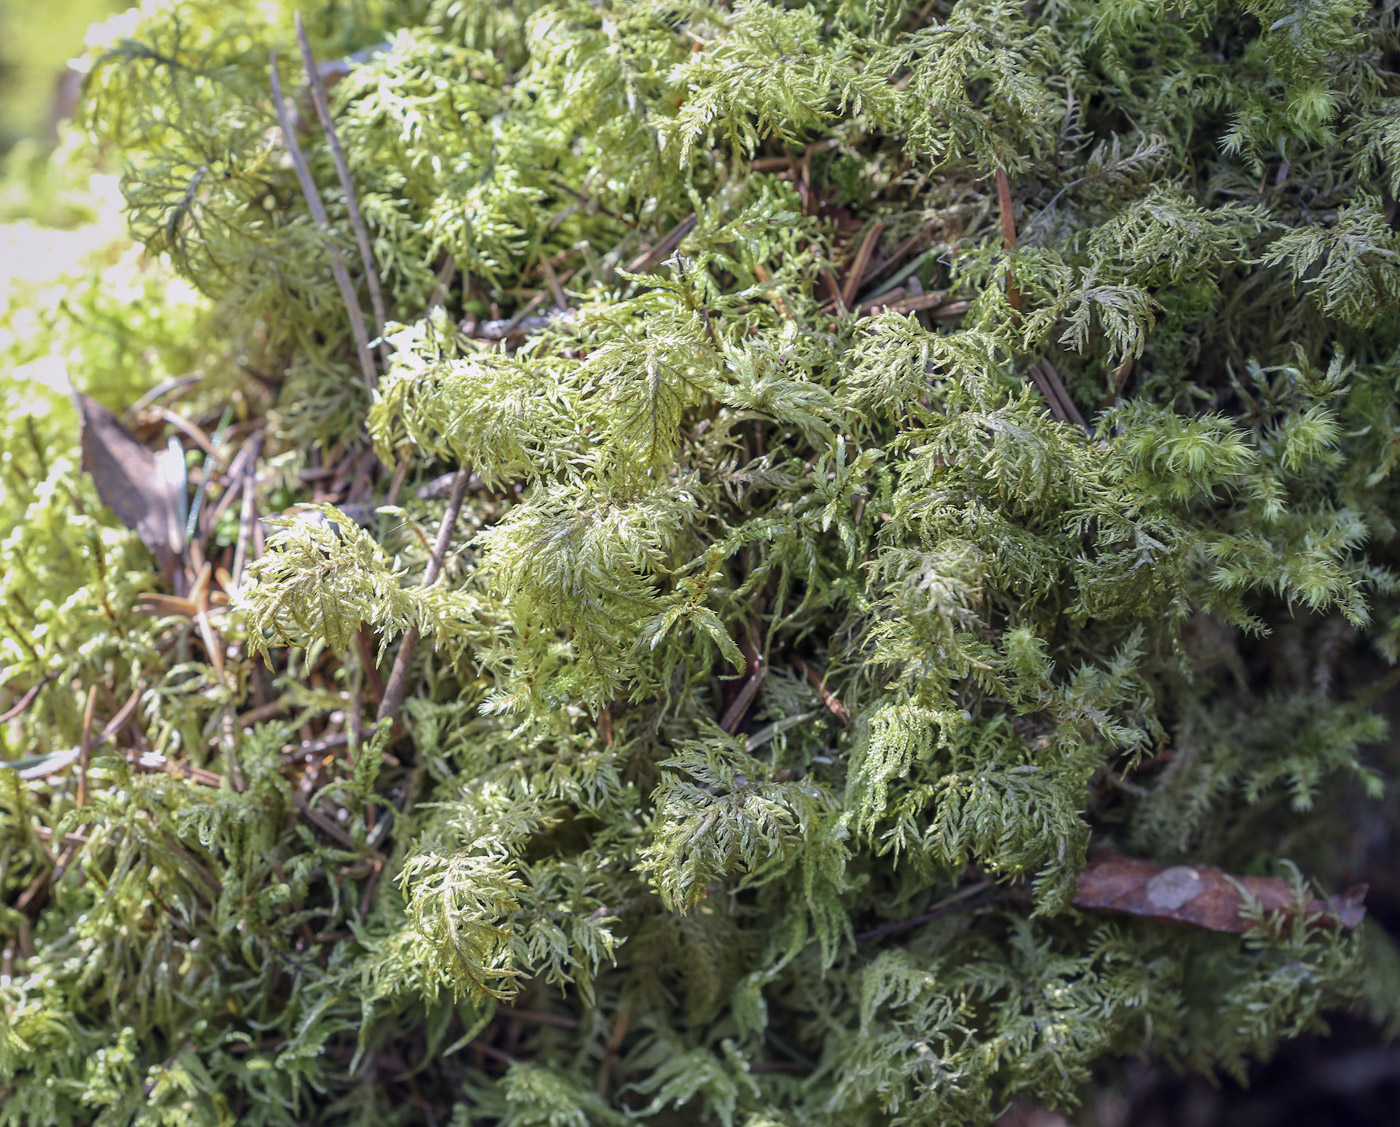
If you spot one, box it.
[625,214,697,274]
[841,221,884,310]
[376,469,471,725]
[1102,356,1134,409]
[384,453,411,507]
[31,826,90,848]
[76,686,99,808]
[269,51,378,390]
[131,749,223,787]
[792,656,850,726]
[297,14,388,364]
[231,432,264,593]
[995,166,1022,315]
[720,635,767,735]
[236,699,287,727]
[504,1007,580,1030]
[355,625,386,706]
[929,300,971,318]
[0,674,56,725]
[291,792,377,853]
[1027,358,1089,433]
[855,879,999,943]
[541,256,568,311]
[469,1041,519,1067]
[820,269,848,315]
[596,1011,630,1095]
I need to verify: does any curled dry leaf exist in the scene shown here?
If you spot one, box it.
[1073,849,1367,933]
[75,394,186,579]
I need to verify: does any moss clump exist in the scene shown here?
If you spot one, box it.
[3,1,1400,1124]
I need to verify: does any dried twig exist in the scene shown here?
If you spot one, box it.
[625,214,696,274]
[269,51,378,390]
[376,469,470,725]
[0,674,56,725]
[720,644,767,734]
[296,14,387,363]
[995,166,1021,315]
[842,221,884,310]
[855,879,1002,942]
[792,656,850,726]
[596,1011,630,1095]
[76,686,98,808]
[541,256,568,311]
[231,433,264,593]
[1027,357,1089,433]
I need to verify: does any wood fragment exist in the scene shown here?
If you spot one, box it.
[842,221,884,310]
[503,1007,580,1030]
[720,641,767,734]
[882,290,947,316]
[995,166,1022,315]
[821,269,848,315]
[1072,850,1367,933]
[541,256,568,311]
[269,51,378,390]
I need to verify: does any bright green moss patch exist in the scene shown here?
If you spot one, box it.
[3,1,1400,1124]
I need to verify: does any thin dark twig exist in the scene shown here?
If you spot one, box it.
[1035,356,1089,433]
[296,13,388,365]
[995,166,1022,315]
[377,469,470,725]
[626,214,697,273]
[855,880,1001,943]
[269,51,377,390]
[0,674,56,724]
[232,432,264,592]
[76,686,98,808]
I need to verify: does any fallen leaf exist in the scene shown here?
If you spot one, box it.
[75,394,186,579]
[1073,849,1366,933]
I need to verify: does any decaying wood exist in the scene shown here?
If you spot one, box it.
[1072,850,1367,933]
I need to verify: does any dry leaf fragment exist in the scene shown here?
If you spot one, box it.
[1072,849,1366,933]
[75,394,186,579]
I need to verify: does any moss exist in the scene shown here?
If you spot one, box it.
[3,1,1400,1123]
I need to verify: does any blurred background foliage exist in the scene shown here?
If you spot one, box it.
[0,0,121,155]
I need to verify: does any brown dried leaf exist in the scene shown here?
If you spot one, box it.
[76,394,186,579]
[1073,849,1366,933]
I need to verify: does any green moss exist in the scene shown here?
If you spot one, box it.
[3,1,1400,1123]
